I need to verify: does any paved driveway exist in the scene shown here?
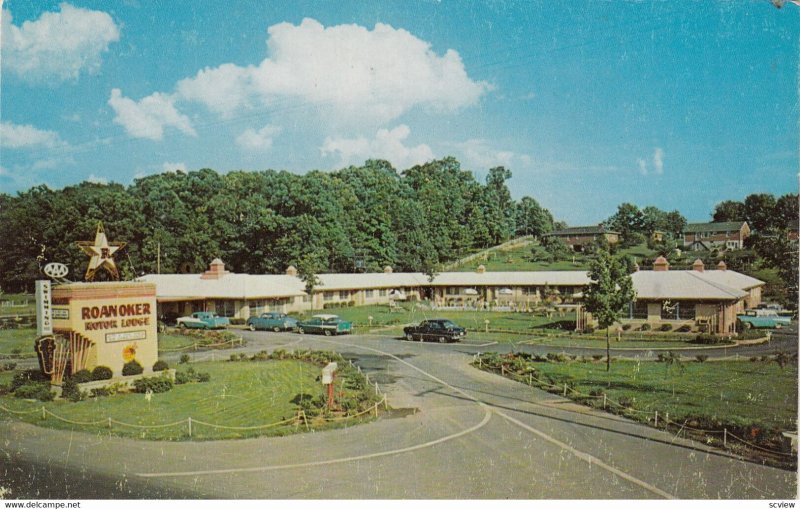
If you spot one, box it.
[1,331,796,499]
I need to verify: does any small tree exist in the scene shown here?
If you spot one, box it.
[296,255,323,312]
[583,250,635,372]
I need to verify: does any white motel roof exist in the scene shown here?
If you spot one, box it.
[140,268,762,302]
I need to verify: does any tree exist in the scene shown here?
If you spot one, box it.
[515,196,554,237]
[583,250,635,371]
[607,203,645,247]
[712,200,747,223]
[774,194,799,229]
[744,193,777,232]
[295,254,324,312]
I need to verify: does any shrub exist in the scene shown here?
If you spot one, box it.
[640,323,651,331]
[61,378,83,402]
[14,382,54,401]
[621,324,632,331]
[92,366,113,381]
[70,369,93,383]
[152,360,169,372]
[179,354,191,364]
[546,353,567,363]
[11,348,21,355]
[749,356,758,362]
[132,376,173,394]
[174,371,190,385]
[11,370,49,391]
[122,360,144,376]
[2,362,17,371]
[659,324,673,332]
[583,326,595,334]
[692,333,734,345]
[592,355,603,361]
[695,355,709,363]
[196,372,211,383]
[676,325,691,333]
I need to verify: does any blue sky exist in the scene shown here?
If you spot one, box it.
[1,1,798,224]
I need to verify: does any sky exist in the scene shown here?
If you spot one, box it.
[1,0,798,225]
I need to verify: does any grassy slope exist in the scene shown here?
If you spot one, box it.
[0,360,374,440]
[491,358,797,430]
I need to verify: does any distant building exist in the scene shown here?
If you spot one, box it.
[681,221,750,251]
[543,225,620,251]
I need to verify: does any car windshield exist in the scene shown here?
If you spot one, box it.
[441,320,457,329]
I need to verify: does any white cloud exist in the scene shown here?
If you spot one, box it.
[452,139,529,170]
[176,18,488,123]
[162,162,187,173]
[87,174,109,185]
[108,89,196,140]
[320,125,434,169]
[637,147,665,176]
[236,124,282,151]
[0,121,66,149]
[653,147,664,175]
[1,3,119,83]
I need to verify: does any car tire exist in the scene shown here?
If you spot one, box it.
[178,322,186,329]
[405,333,413,341]
[297,327,304,334]
[248,324,256,331]
[743,322,753,330]
[438,336,447,343]
[775,323,783,329]
[273,326,281,332]
[324,329,333,336]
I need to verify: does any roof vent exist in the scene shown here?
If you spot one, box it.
[201,258,230,280]
[383,265,393,274]
[286,265,298,276]
[717,260,727,271]
[692,259,705,272]
[653,256,670,272]
[476,264,486,274]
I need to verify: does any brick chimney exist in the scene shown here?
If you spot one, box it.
[201,258,230,280]
[692,259,705,272]
[286,265,298,276]
[653,256,670,272]
[476,264,486,274]
[383,265,393,274]
[717,260,727,271]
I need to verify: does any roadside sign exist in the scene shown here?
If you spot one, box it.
[322,362,337,384]
[36,280,53,336]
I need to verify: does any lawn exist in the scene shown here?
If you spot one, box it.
[0,293,36,317]
[475,353,798,433]
[0,328,37,356]
[0,359,380,440]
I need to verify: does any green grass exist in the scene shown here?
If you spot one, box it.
[0,328,36,356]
[0,293,36,316]
[158,332,200,352]
[478,355,798,431]
[0,360,379,440]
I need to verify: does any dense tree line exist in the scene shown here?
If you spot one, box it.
[0,158,556,293]
[604,203,687,247]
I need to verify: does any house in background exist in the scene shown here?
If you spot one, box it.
[543,225,620,251]
[681,221,750,251]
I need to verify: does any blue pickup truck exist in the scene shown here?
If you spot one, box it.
[176,311,230,329]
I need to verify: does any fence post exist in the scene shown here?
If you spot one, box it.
[603,394,607,409]
[665,412,669,425]
[654,411,658,427]
[563,383,568,397]
[41,406,46,420]
[108,417,112,429]
[529,373,532,386]
[478,356,482,368]
[383,395,388,410]
[188,417,192,437]
[373,402,378,417]
[374,382,379,395]
[723,428,727,447]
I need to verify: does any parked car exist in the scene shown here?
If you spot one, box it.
[176,311,230,329]
[247,312,298,332]
[403,319,466,343]
[295,314,352,336]
[737,309,791,330]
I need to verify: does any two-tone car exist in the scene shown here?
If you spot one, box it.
[176,311,230,329]
[403,319,466,343]
[737,309,791,330]
[296,314,352,336]
[246,312,298,332]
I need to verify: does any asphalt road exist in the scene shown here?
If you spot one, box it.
[1,330,797,499]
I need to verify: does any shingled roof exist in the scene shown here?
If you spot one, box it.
[683,221,747,233]
[546,225,620,236]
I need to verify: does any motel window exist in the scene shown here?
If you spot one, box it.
[446,287,460,295]
[677,302,696,320]
[365,289,374,298]
[522,287,538,296]
[324,292,334,301]
[251,300,265,315]
[339,290,349,300]
[379,289,387,297]
[630,301,648,320]
[215,300,236,318]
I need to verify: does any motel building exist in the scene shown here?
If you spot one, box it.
[139,256,763,335]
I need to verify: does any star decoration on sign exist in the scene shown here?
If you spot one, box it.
[76,222,126,281]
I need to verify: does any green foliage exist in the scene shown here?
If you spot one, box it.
[11,370,49,391]
[61,378,84,402]
[70,369,93,383]
[122,360,144,376]
[92,366,113,381]
[14,382,54,401]
[179,354,191,364]
[659,324,673,332]
[692,334,734,345]
[152,360,169,372]
[640,323,651,331]
[132,376,174,394]
[583,251,635,330]
[696,355,709,363]
[174,371,190,385]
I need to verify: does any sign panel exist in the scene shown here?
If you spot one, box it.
[35,280,53,336]
[321,362,338,384]
[106,330,147,343]
[52,308,69,320]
